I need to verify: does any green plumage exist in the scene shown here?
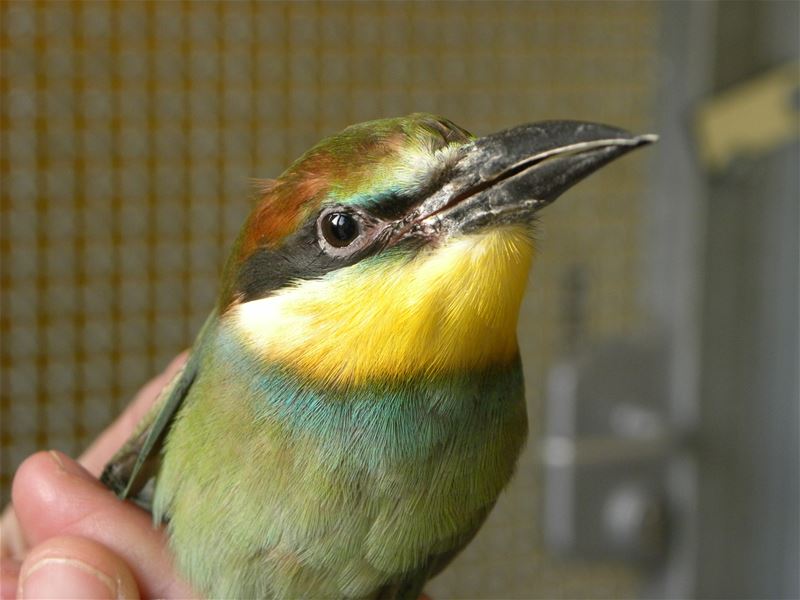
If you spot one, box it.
[102,113,653,599]
[151,322,527,599]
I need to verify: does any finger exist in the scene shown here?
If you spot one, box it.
[1,504,26,560]
[79,352,188,477]
[16,535,140,600]
[2,353,188,565]
[12,451,196,599]
[0,507,24,598]
[1,551,21,599]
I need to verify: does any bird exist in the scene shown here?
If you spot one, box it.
[101,113,655,599]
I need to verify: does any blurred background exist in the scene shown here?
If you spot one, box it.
[1,1,797,598]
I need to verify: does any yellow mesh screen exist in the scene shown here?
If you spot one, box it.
[1,1,658,596]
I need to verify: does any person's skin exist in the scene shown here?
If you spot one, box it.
[1,353,194,599]
[0,355,432,600]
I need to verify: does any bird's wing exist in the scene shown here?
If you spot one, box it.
[100,314,214,510]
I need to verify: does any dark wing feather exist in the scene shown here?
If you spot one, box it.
[100,314,214,511]
[100,362,196,509]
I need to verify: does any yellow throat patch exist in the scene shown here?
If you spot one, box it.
[230,226,534,386]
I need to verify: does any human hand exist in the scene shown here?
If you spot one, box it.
[1,355,432,600]
[1,353,195,599]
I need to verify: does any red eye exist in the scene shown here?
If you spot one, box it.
[321,212,360,247]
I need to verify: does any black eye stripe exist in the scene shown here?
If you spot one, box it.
[234,205,396,303]
[235,213,378,303]
[235,219,351,302]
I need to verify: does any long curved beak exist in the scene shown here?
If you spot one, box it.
[417,121,657,235]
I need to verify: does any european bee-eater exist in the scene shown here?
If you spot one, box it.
[102,113,654,599]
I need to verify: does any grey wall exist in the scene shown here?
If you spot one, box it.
[697,2,799,598]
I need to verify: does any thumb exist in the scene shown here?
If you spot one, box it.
[17,536,140,599]
[12,451,196,599]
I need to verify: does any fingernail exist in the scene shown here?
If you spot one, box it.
[20,557,117,599]
[49,451,93,481]
[48,450,85,477]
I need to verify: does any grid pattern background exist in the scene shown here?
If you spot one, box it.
[1,2,658,597]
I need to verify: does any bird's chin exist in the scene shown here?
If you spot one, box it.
[228,224,534,388]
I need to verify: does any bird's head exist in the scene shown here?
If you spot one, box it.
[220,113,654,388]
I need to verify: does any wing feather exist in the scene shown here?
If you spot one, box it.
[100,314,214,510]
